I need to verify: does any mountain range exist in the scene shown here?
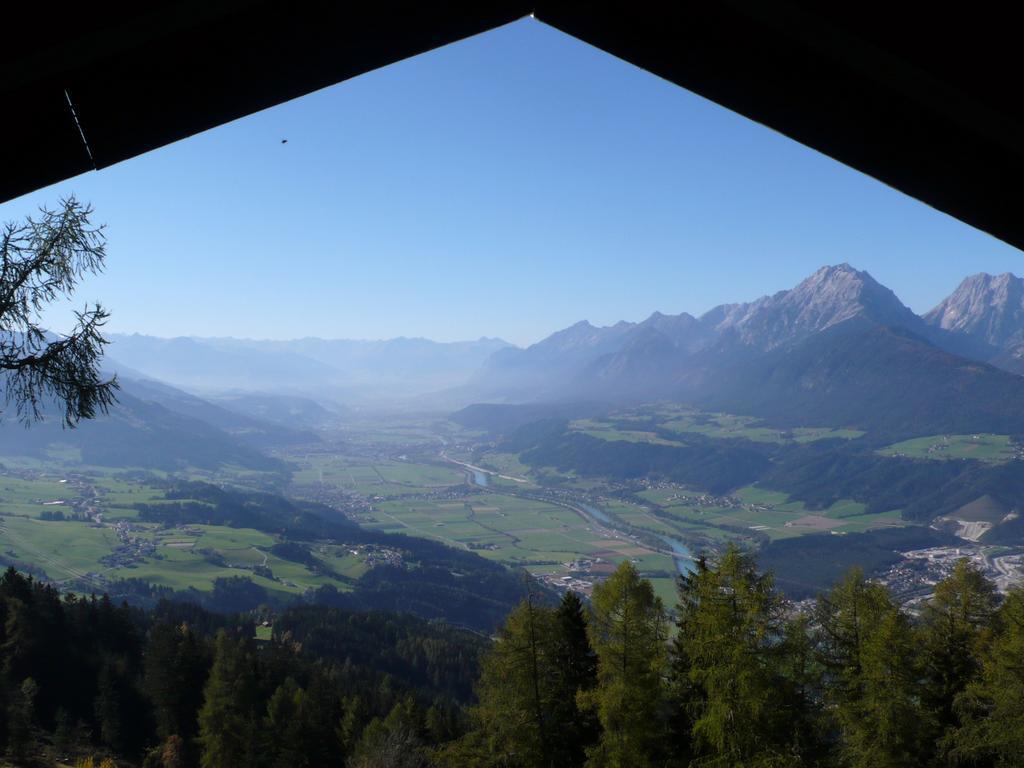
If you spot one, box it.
[25,264,1024,472]
[106,333,512,400]
[471,265,1024,437]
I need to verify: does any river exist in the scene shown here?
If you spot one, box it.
[546,503,693,574]
[462,462,692,574]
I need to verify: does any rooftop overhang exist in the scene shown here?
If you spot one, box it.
[3,1,1021,250]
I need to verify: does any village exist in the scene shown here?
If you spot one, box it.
[879,542,1024,606]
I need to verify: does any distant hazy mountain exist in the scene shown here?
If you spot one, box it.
[580,325,691,400]
[107,334,512,400]
[476,321,635,398]
[106,335,338,392]
[637,311,712,351]
[234,336,512,378]
[209,392,341,429]
[102,267,1024,431]
[478,264,919,398]
[119,378,320,447]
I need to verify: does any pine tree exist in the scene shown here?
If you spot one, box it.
[5,676,38,762]
[466,592,559,766]
[946,588,1024,766]
[339,695,369,757]
[297,671,345,767]
[424,703,460,744]
[816,569,932,767]
[550,591,599,766]
[351,697,429,768]
[265,678,308,768]
[94,664,123,754]
[145,621,210,743]
[919,559,997,738]
[0,198,119,427]
[667,556,706,766]
[775,613,829,765]
[674,545,814,767]
[197,631,263,768]
[579,560,668,768]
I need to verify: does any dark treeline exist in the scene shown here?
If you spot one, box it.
[133,481,356,540]
[510,423,772,495]
[5,550,1024,767]
[444,548,1023,768]
[0,567,486,767]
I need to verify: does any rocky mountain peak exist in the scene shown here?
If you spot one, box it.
[924,272,1024,348]
[702,264,919,350]
[472,263,1024,400]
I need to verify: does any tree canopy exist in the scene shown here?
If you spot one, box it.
[1,197,117,426]
[5,553,1024,766]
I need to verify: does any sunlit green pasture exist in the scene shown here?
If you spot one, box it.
[0,508,355,597]
[661,412,864,443]
[569,419,685,447]
[0,475,78,518]
[637,485,901,542]
[878,434,1016,462]
[371,492,678,585]
[0,516,116,579]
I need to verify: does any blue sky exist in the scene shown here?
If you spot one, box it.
[2,18,1020,347]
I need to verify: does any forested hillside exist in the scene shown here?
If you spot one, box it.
[4,550,1024,767]
[104,482,531,632]
[0,568,485,767]
[442,551,1024,767]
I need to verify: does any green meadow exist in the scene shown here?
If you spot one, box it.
[565,406,865,447]
[631,484,903,544]
[661,411,864,444]
[0,516,118,581]
[0,470,359,597]
[879,434,1017,462]
[368,491,677,586]
[291,455,465,497]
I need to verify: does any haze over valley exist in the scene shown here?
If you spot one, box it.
[6,264,1024,612]
[102,263,1024,426]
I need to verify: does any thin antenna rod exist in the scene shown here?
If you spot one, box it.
[64,88,96,169]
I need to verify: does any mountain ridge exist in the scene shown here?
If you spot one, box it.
[107,333,513,400]
[924,272,1024,355]
[467,265,1024,436]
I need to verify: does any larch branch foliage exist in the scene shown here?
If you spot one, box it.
[0,197,118,427]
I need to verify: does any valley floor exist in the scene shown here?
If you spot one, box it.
[4,406,1024,614]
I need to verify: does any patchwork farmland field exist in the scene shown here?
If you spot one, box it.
[0,467,360,597]
[291,454,465,497]
[365,491,679,600]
